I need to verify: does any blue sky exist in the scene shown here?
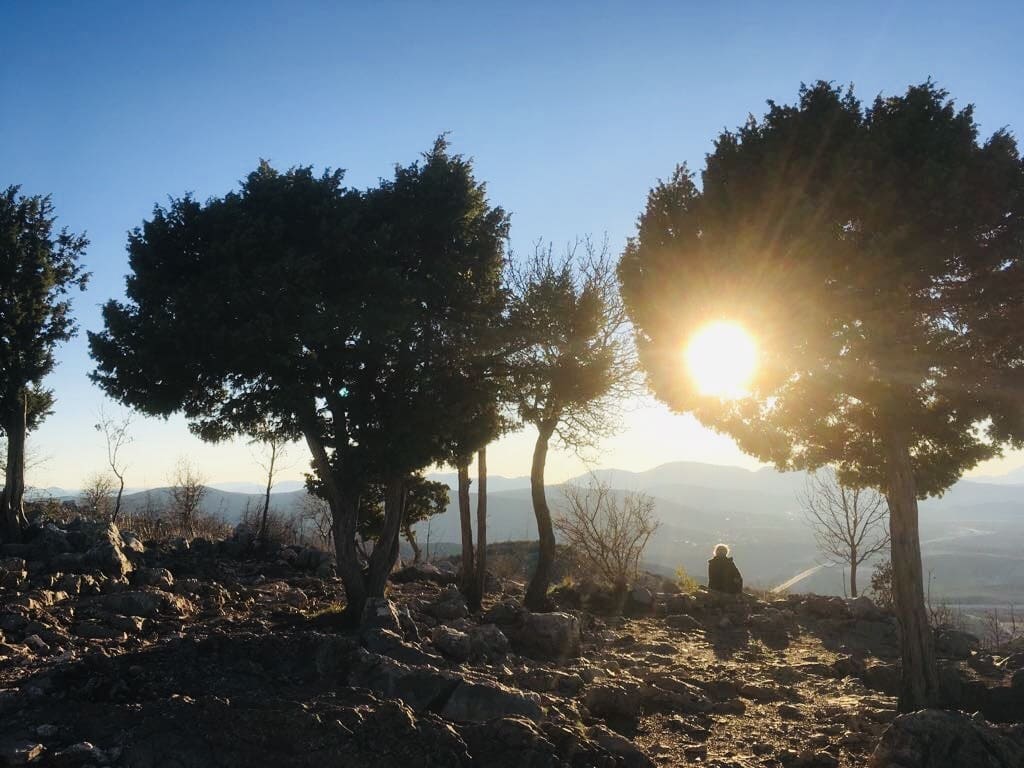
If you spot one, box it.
[2,1,1023,489]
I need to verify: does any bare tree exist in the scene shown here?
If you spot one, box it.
[296,493,333,550]
[80,471,115,520]
[168,457,206,538]
[249,427,291,544]
[95,406,132,523]
[799,471,890,598]
[555,477,658,592]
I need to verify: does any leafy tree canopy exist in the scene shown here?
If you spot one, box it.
[620,81,1024,495]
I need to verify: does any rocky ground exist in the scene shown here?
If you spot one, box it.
[1,519,1023,767]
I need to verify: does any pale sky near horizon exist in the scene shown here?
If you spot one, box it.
[2,1,1023,491]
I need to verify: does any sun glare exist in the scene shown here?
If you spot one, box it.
[684,322,758,399]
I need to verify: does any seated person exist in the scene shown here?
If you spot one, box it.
[707,543,743,594]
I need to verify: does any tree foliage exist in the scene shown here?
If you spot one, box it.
[619,81,1024,710]
[0,186,89,540]
[90,139,509,618]
[507,238,636,609]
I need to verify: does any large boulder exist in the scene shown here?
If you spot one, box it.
[432,626,471,661]
[510,612,581,660]
[868,710,1024,767]
[348,650,461,712]
[468,624,510,660]
[390,562,457,586]
[935,627,980,659]
[361,598,403,635]
[441,680,543,723]
[423,587,469,621]
[76,522,133,578]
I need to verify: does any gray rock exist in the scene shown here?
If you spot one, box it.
[132,567,174,590]
[348,650,460,712]
[935,627,980,659]
[511,612,581,660]
[584,681,642,719]
[424,587,469,621]
[390,562,457,585]
[468,624,510,660]
[665,614,703,631]
[868,709,1024,767]
[441,680,543,723]
[432,625,471,661]
[82,522,133,578]
[93,590,193,619]
[587,725,655,768]
[481,598,527,626]
[360,597,403,634]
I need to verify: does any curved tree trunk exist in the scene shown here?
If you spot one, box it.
[112,473,126,525]
[884,435,939,711]
[404,522,422,563]
[1,391,28,543]
[366,475,406,598]
[473,446,487,612]
[525,423,555,611]
[457,462,476,602]
[303,426,366,622]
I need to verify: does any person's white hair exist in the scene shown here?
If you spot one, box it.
[713,543,730,557]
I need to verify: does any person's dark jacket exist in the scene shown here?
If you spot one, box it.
[708,554,743,594]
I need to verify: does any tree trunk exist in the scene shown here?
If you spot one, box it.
[112,474,125,525]
[525,423,555,611]
[884,434,939,711]
[366,475,406,598]
[850,545,858,598]
[259,469,273,545]
[457,462,476,601]
[473,446,488,611]
[1,391,28,542]
[302,425,366,621]
[404,522,422,563]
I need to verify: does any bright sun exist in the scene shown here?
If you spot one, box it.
[684,322,758,398]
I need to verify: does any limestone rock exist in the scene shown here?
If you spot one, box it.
[511,612,581,660]
[868,709,1024,767]
[432,625,471,661]
[441,680,543,723]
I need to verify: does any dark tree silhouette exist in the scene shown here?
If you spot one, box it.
[0,186,88,541]
[619,81,1024,710]
[799,470,890,598]
[90,140,508,619]
[508,238,635,610]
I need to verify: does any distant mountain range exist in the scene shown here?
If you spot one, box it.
[29,460,1024,603]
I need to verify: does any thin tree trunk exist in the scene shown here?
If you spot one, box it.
[473,445,488,611]
[259,457,274,545]
[302,425,366,621]
[850,545,858,598]
[404,522,422,563]
[366,475,406,598]
[1,391,28,542]
[457,462,476,600]
[525,423,555,611]
[112,474,125,525]
[884,434,939,711]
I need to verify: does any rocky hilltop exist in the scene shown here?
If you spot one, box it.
[1,519,1022,767]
